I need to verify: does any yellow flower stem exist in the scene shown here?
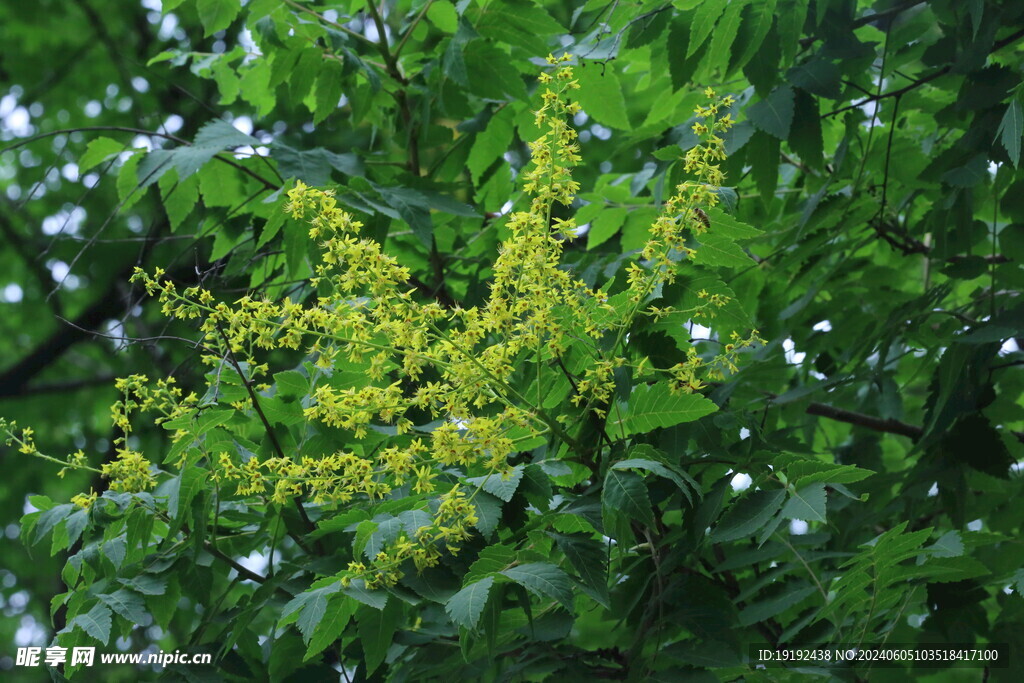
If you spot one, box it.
[424,321,583,454]
[167,291,451,369]
[4,433,103,474]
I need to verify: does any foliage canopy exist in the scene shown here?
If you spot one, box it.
[2,0,1024,680]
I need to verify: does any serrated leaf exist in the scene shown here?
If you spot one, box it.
[748,86,795,139]
[64,603,113,644]
[98,589,146,625]
[786,56,842,99]
[304,594,355,661]
[711,489,787,543]
[282,584,341,644]
[427,0,458,32]
[274,370,309,399]
[927,530,964,558]
[998,97,1022,167]
[942,153,988,187]
[341,580,388,610]
[782,458,874,489]
[704,208,762,239]
[575,64,630,130]
[587,206,627,250]
[551,533,609,607]
[314,60,343,125]
[780,483,827,523]
[117,152,144,210]
[356,600,401,675]
[466,465,524,502]
[79,137,124,173]
[611,457,696,504]
[734,0,777,70]
[694,233,753,268]
[738,584,816,626]
[117,575,166,596]
[167,466,207,525]
[445,576,494,630]
[471,491,503,538]
[467,106,515,183]
[196,0,240,37]
[688,0,729,58]
[158,170,200,233]
[500,563,573,609]
[602,469,653,526]
[467,545,516,583]
[102,536,126,569]
[704,0,748,76]
[611,382,718,437]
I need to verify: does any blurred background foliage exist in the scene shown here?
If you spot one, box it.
[1,0,1024,680]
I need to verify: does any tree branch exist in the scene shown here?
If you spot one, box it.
[823,26,1024,119]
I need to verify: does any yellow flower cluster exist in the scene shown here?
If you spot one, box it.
[7,60,763,590]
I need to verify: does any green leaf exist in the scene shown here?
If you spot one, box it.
[551,533,609,608]
[667,15,695,90]
[64,603,113,644]
[273,145,364,186]
[274,370,309,399]
[475,0,563,54]
[304,594,355,661]
[998,98,1023,167]
[471,491,503,538]
[704,208,762,239]
[602,469,653,526]
[282,583,341,644]
[102,536,126,569]
[98,589,147,625]
[445,576,494,630]
[465,41,527,101]
[927,530,964,558]
[748,129,780,199]
[611,457,696,504]
[467,106,515,183]
[158,170,200,233]
[427,0,459,33]
[733,0,778,70]
[314,60,343,125]
[711,489,787,543]
[703,0,749,76]
[587,206,627,250]
[780,483,827,523]
[467,545,516,583]
[738,584,816,626]
[117,152,144,210]
[611,382,718,436]
[197,162,244,208]
[500,563,574,609]
[356,600,401,675]
[942,153,988,187]
[694,233,752,268]
[341,580,389,610]
[688,0,729,58]
[196,0,241,37]
[747,85,795,139]
[788,88,823,168]
[786,56,842,99]
[118,575,167,596]
[780,457,874,489]
[466,465,524,503]
[575,63,630,130]
[79,137,125,173]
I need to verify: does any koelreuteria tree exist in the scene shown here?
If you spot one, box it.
[2,0,1024,681]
